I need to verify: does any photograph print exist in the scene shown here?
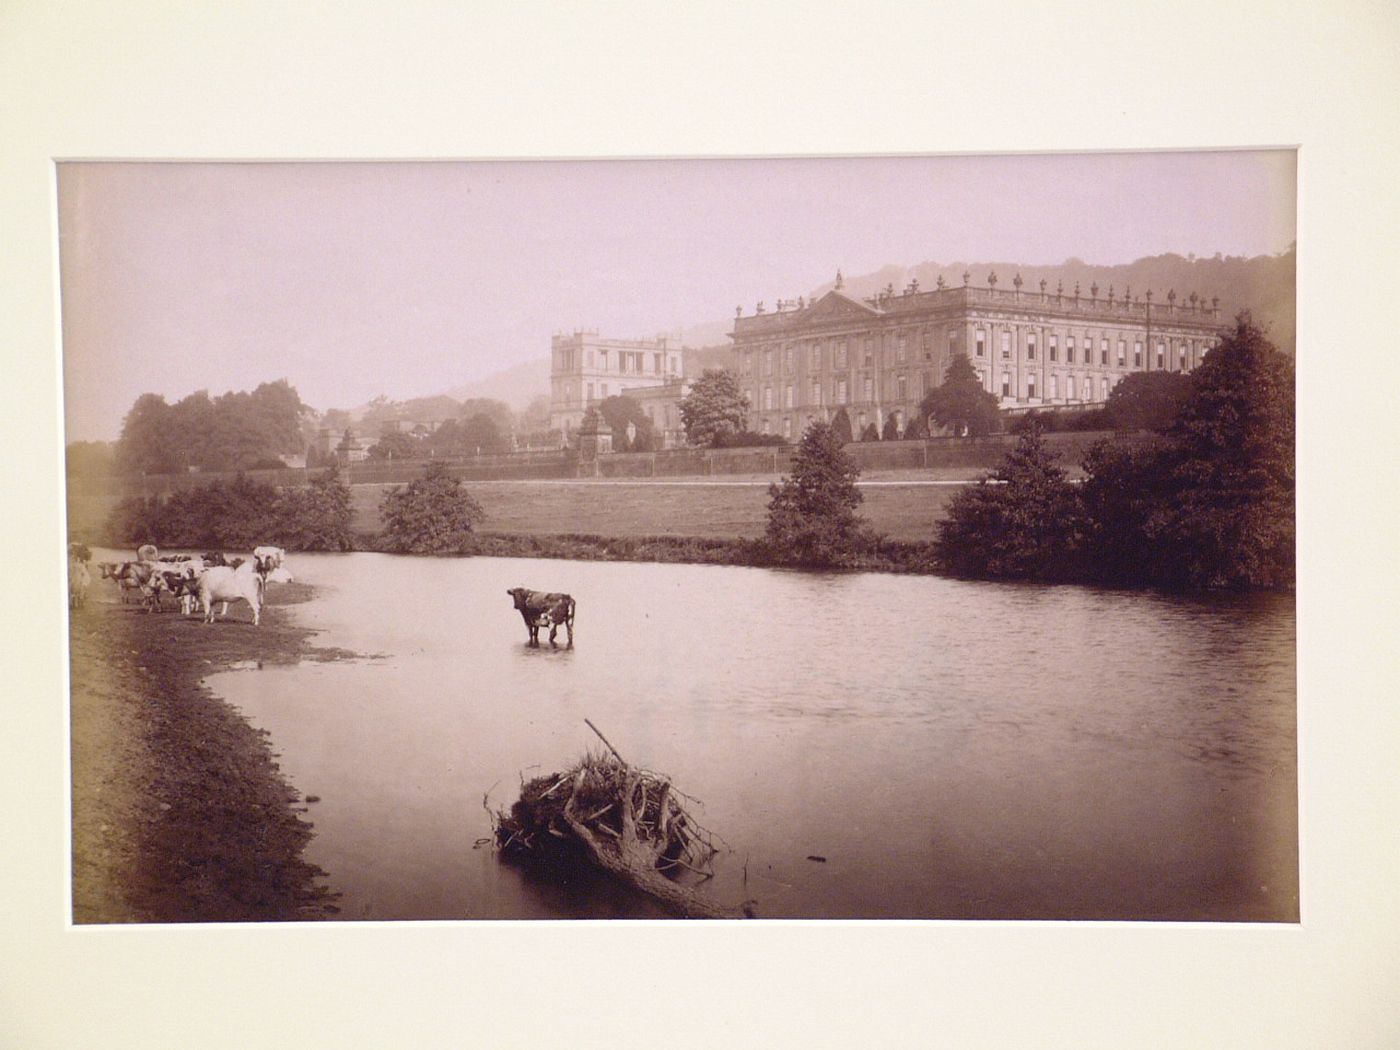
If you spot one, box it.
[61,151,1297,923]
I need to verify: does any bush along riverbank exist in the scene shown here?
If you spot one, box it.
[69,580,349,922]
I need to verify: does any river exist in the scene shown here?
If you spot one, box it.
[208,553,1297,922]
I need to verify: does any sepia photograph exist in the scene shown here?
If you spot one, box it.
[61,152,1298,924]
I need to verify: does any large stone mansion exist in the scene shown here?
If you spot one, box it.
[548,330,687,444]
[548,269,1227,446]
[731,271,1224,439]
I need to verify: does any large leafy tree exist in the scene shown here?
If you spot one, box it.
[678,369,749,447]
[934,422,1085,580]
[762,421,873,567]
[598,395,658,452]
[1102,371,1193,432]
[115,393,180,475]
[276,462,356,551]
[378,461,485,554]
[922,353,1001,437]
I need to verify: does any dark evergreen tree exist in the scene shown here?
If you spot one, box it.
[830,407,854,444]
[762,421,873,567]
[922,353,1001,437]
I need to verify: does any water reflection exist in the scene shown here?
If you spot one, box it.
[210,553,1297,922]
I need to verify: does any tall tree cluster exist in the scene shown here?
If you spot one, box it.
[107,464,355,551]
[114,380,311,475]
[935,318,1294,590]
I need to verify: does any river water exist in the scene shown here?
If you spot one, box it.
[208,553,1297,922]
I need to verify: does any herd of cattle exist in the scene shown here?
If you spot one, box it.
[67,543,289,626]
[70,543,577,645]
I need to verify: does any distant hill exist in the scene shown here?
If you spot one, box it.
[443,356,551,411]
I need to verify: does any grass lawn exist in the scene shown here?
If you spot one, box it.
[350,479,965,542]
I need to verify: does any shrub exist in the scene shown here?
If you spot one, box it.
[377,461,485,554]
[934,422,1085,580]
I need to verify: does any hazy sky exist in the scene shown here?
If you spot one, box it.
[59,152,1295,442]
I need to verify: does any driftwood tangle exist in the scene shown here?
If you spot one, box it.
[494,721,752,919]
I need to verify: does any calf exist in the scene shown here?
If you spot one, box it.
[506,587,576,648]
[161,570,200,616]
[113,561,165,612]
[198,561,264,626]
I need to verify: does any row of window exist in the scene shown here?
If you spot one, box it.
[756,372,918,410]
[974,329,1195,370]
[741,330,953,378]
[750,365,1139,412]
[556,348,680,376]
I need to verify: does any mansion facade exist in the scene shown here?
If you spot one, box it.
[730,273,1225,440]
[548,329,685,443]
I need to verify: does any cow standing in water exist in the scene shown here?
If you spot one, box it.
[506,588,576,648]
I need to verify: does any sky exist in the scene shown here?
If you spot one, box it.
[58,151,1296,442]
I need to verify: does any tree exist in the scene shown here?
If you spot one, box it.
[882,416,901,441]
[459,412,509,454]
[598,395,657,452]
[934,422,1085,580]
[378,461,485,554]
[860,422,881,442]
[761,421,873,567]
[1078,316,1294,590]
[369,428,419,460]
[276,462,355,551]
[830,407,854,444]
[922,353,1001,437]
[902,413,929,440]
[115,393,179,475]
[1102,371,1193,432]
[678,369,749,447]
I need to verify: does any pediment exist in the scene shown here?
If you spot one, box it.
[800,290,883,324]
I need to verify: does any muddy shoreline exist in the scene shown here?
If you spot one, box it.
[69,581,355,923]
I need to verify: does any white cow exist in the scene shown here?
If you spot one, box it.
[197,561,265,626]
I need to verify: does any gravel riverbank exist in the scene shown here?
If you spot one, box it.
[68,581,355,923]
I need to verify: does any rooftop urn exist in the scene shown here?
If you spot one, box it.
[1013,273,1023,291]
[736,305,742,317]
[1189,291,1199,307]
[1056,279,1064,300]
[1168,289,1177,305]
[756,300,765,314]
[835,269,844,290]
[962,269,971,286]
[1146,289,1154,302]
[1090,282,1099,299]
[936,274,946,289]
[1108,284,1115,303]
[1039,277,1047,294]
[988,271,998,288]
[1074,281,1081,300]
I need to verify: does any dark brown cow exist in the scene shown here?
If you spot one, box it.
[507,588,576,648]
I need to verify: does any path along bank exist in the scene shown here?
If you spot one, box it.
[69,581,350,923]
